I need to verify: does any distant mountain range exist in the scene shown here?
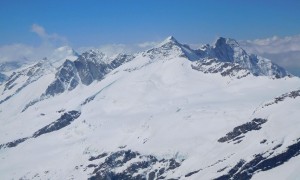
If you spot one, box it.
[0,36,299,180]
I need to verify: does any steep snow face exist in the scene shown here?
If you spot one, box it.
[45,60,80,96]
[0,36,300,180]
[196,37,291,78]
[213,37,247,64]
[252,54,290,78]
[0,60,55,105]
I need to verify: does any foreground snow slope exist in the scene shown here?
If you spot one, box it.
[0,37,300,180]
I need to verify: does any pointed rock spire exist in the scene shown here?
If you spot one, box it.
[214,37,240,48]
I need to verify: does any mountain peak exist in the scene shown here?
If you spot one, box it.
[86,49,105,55]
[158,36,179,46]
[144,36,200,61]
[80,49,106,59]
[78,49,114,65]
[166,35,177,42]
[215,37,240,48]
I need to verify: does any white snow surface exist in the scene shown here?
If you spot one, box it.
[0,37,300,179]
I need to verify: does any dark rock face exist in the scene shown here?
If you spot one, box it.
[0,110,81,149]
[74,50,127,86]
[88,150,182,180]
[0,95,13,104]
[44,51,132,97]
[214,160,246,180]
[213,37,238,63]
[74,52,134,86]
[218,118,267,143]
[74,52,106,85]
[33,110,81,137]
[215,138,300,180]
[3,72,21,92]
[22,52,132,112]
[260,139,267,144]
[191,58,250,79]
[89,153,109,161]
[21,53,118,112]
[45,60,79,97]
[110,54,134,69]
[0,137,29,149]
[185,170,201,177]
[45,79,65,97]
[55,60,79,91]
[264,90,300,107]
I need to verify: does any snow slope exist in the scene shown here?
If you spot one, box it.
[0,36,300,180]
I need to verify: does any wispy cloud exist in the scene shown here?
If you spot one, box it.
[31,24,48,38]
[0,24,70,64]
[97,44,134,56]
[137,41,159,48]
[0,44,74,64]
[240,35,300,54]
[31,24,67,45]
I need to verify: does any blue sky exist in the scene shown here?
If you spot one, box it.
[1,0,300,46]
[0,0,300,75]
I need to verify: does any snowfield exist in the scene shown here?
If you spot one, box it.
[0,36,300,180]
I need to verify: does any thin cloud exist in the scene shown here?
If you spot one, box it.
[77,44,134,57]
[0,24,71,64]
[78,41,161,57]
[31,24,67,45]
[98,44,134,56]
[137,41,159,48]
[240,35,300,54]
[31,24,47,38]
[239,35,300,75]
[0,44,33,62]
[0,43,69,64]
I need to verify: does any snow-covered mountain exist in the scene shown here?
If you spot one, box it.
[0,36,300,180]
[196,37,291,78]
[0,61,25,72]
